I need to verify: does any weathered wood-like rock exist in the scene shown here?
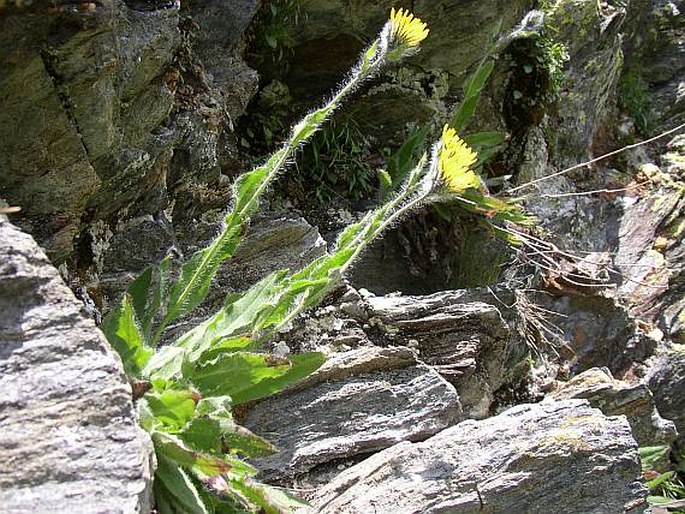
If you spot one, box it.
[550,367,677,447]
[0,221,154,513]
[243,346,462,482]
[364,292,528,418]
[308,399,648,514]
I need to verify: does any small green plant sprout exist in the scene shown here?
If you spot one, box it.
[640,446,685,511]
[102,10,525,514]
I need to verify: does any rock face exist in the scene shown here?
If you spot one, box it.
[243,346,462,483]
[550,367,677,447]
[0,1,255,284]
[363,291,530,419]
[0,220,154,513]
[646,347,685,449]
[623,0,685,131]
[0,2,183,262]
[308,399,648,514]
[0,1,679,513]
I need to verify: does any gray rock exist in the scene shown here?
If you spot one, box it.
[348,208,512,295]
[547,0,626,167]
[0,1,236,274]
[183,0,260,117]
[624,0,685,131]
[547,293,657,377]
[364,291,530,419]
[0,221,154,513]
[243,346,462,482]
[646,346,685,449]
[612,184,683,324]
[308,399,648,514]
[550,367,677,447]
[225,211,327,291]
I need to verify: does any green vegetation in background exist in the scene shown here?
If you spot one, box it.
[248,0,303,63]
[384,57,504,196]
[619,69,653,136]
[295,114,377,203]
[640,446,685,512]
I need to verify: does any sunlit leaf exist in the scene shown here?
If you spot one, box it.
[229,479,310,514]
[192,352,291,397]
[231,352,326,405]
[146,388,198,432]
[452,59,495,132]
[101,294,152,378]
[154,432,256,478]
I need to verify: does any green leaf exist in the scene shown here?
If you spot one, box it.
[140,257,171,339]
[154,432,256,478]
[456,192,533,225]
[361,39,380,70]
[222,424,278,458]
[265,34,278,49]
[192,352,291,397]
[232,352,326,405]
[195,395,233,417]
[291,108,332,146]
[179,418,226,454]
[128,266,152,321]
[153,484,177,514]
[101,294,152,378]
[230,161,271,215]
[387,125,430,184]
[268,280,331,326]
[432,203,453,223]
[154,454,210,514]
[451,59,495,132]
[146,388,198,431]
[169,271,289,368]
[639,446,670,470]
[157,150,287,343]
[452,95,480,133]
[463,131,503,147]
[229,479,310,514]
[378,169,393,190]
[647,471,676,491]
[161,224,244,335]
[179,396,277,458]
[464,59,495,99]
[144,345,187,381]
[647,495,676,505]
[333,220,365,251]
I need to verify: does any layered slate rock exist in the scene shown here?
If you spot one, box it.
[243,346,462,482]
[363,292,528,418]
[309,399,648,514]
[550,367,677,447]
[0,221,154,513]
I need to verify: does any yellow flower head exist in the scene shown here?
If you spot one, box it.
[389,8,429,48]
[438,125,479,193]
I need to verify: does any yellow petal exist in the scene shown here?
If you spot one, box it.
[390,7,429,48]
[438,124,479,193]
